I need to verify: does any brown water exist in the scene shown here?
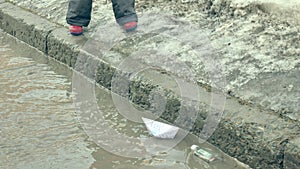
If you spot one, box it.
[0,30,250,169]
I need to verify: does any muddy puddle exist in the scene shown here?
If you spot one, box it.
[0,30,250,169]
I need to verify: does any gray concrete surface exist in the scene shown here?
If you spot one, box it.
[284,137,300,169]
[0,0,299,168]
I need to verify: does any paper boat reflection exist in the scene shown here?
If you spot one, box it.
[142,117,179,139]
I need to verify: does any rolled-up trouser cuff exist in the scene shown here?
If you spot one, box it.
[66,18,90,27]
[116,14,138,26]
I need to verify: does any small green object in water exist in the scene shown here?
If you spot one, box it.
[191,145,215,162]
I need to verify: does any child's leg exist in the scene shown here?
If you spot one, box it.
[66,0,92,27]
[111,0,138,26]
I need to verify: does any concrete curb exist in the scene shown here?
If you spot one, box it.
[0,3,59,52]
[0,2,299,169]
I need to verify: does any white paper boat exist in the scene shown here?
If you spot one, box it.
[142,117,179,139]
